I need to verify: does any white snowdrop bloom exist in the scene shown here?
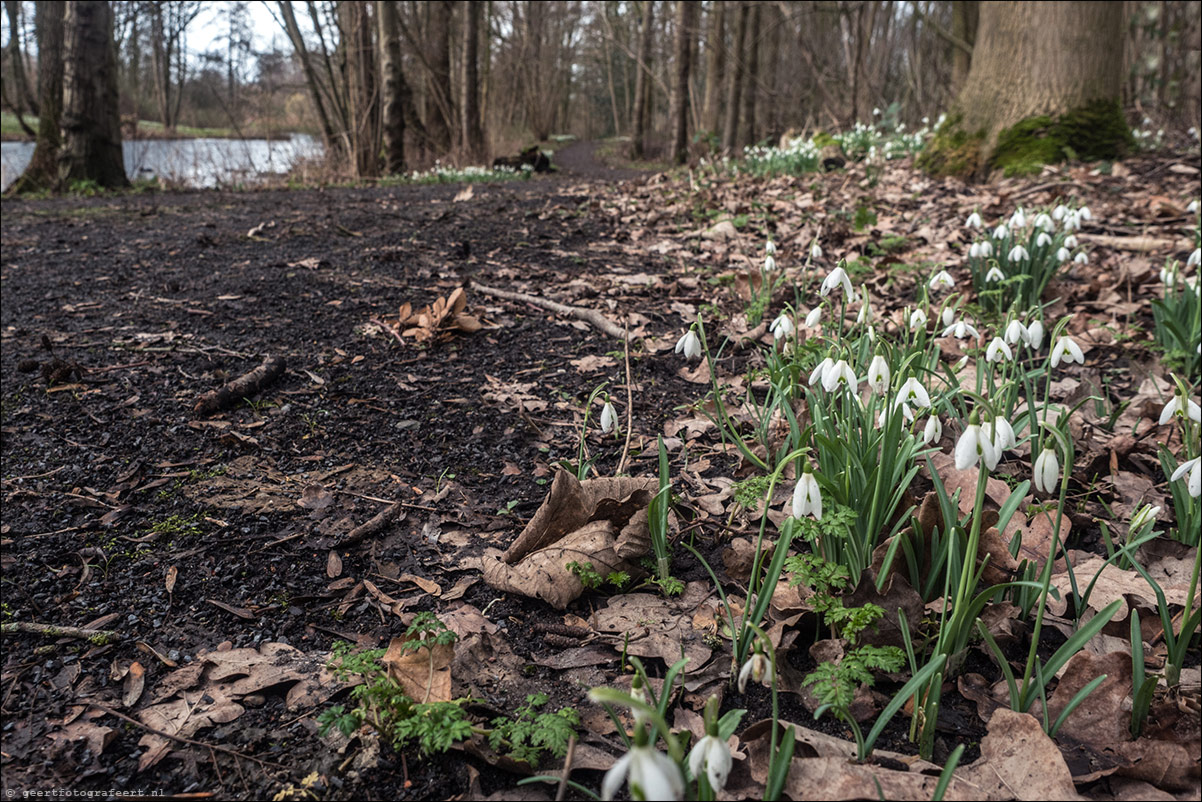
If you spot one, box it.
[805,306,823,328]
[1026,320,1045,350]
[1036,232,1052,248]
[1052,204,1068,221]
[978,240,993,258]
[792,471,823,520]
[600,400,619,434]
[765,240,777,255]
[857,294,873,325]
[993,224,1010,240]
[675,329,702,360]
[1170,456,1201,498]
[822,359,858,393]
[1034,213,1054,231]
[1064,211,1082,231]
[764,254,777,272]
[1057,247,1071,263]
[965,211,983,229]
[1159,392,1202,425]
[1078,206,1092,221]
[688,734,733,794]
[929,270,956,291]
[1188,248,1201,269]
[942,319,980,339]
[601,741,685,802]
[897,376,932,408]
[811,242,824,261]
[1050,336,1085,368]
[1008,245,1030,262]
[970,242,983,259]
[808,357,834,386]
[820,266,854,298]
[986,337,1014,362]
[873,107,881,116]
[955,422,1000,471]
[1009,208,1027,230]
[1073,252,1088,265]
[923,415,942,444]
[909,308,928,330]
[1160,265,1180,287]
[983,416,1017,451]
[985,266,1006,283]
[770,312,795,341]
[1130,504,1160,530]
[882,401,916,425]
[1064,235,1078,249]
[1188,199,1199,214]
[737,651,775,692]
[867,355,891,394]
[941,306,955,327]
[1033,446,1060,494]
[1005,319,1028,345]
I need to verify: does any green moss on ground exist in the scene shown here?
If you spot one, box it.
[992,99,1132,176]
[915,113,985,178]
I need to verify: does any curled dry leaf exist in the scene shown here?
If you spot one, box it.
[960,708,1082,801]
[382,636,454,704]
[387,287,486,344]
[480,470,658,609]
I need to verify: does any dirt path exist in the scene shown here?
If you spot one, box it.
[552,139,651,182]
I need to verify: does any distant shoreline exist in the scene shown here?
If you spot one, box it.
[1,119,310,143]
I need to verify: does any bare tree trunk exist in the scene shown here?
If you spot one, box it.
[461,0,484,159]
[425,0,454,152]
[4,0,38,116]
[721,2,747,152]
[278,1,339,152]
[762,1,780,139]
[739,1,759,147]
[379,0,405,174]
[338,0,378,177]
[629,0,654,158]
[701,1,724,137]
[951,0,977,92]
[59,0,127,188]
[8,0,64,194]
[668,1,694,163]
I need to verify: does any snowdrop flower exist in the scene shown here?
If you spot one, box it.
[897,376,932,408]
[978,240,993,258]
[765,240,777,255]
[601,738,684,801]
[805,306,823,328]
[1078,206,1092,222]
[909,308,928,330]
[792,468,823,520]
[1064,211,1082,231]
[1160,264,1180,287]
[1159,392,1201,425]
[1130,504,1160,530]
[986,337,1013,362]
[770,312,795,341]
[1008,245,1030,262]
[811,241,824,261]
[764,254,777,272]
[1009,208,1027,230]
[1188,248,1201,269]
[983,416,1016,451]
[822,359,858,393]
[985,266,1006,283]
[1188,199,1199,214]
[873,107,881,116]
[1005,319,1028,345]
[867,354,891,394]
[1073,252,1088,265]
[821,266,854,298]
[955,418,1001,471]
[1033,446,1060,493]
[993,224,1010,240]
[966,211,983,229]
[808,357,835,387]
[969,242,984,259]
[1056,247,1071,263]
[1026,320,1045,350]
[880,401,915,428]
[1034,213,1054,231]
[600,400,619,434]
[923,415,942,444]
[737,650,775,692]
[1053,204,1068,221]
[1064,235,1078,249]
[1170,456,1201,498]
[1036,232,1052,248]
[857,291,873,324]
[942,319,980,339]
[688,733,732,794]
[929,270,956,291]
[941,306,955,327]
[675,329,702,360]
[1050,336,1084,368]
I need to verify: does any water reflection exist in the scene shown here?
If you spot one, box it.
[1,133,322,191]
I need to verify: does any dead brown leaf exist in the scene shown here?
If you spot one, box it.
[382,636,454,703]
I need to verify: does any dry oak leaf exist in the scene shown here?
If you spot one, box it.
[382,636,454,703]
[960,708,1083,801]
[481,470,658,609]
[589,582,714,668]
[1048,555,1196,621]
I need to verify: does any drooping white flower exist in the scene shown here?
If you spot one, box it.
[1188,248,1201,269]
[857,291,873,324]
[1064,211,1082,231]
[1009,208,1027,230]
[965,211,983,229]
[1056,247,1071,263]
[1130,504,1160,530]
[770,312,795,341]
[986,337,1014,362]
[820,266,854,298]
[764,254,777,272]
[1026,320,1045,350]
[929,270,956,291]
[909,308,928,330]
[808,357,834,387]
[1078,206,1093,222]
[867,355,891,394]
[1073,252,1088,265]
[1188,199,1199,214]
[1033,446,1060,493]
[1005,319,1028,345]
[923,415,942,444]
[993,224,1010,240]
[737,651,775,693]
[688,734,733,794]
[792,470,823,520]
[822,359,858,393]
[942,319,980,339]
[978,240,993,258]
[1063,235,1078,249]
[1050,336,1085,368]
[600,400,618,434]
[983,416,1016,451]
[1034,213,1054,231]
[970,242,983,259]
[897,376,932,408]
[1159,392,1202,425]
[1161,264,1180,287]
[942,306,955,327]
[811,241,824,261]
[601,741,685,802]
[675,329,702,360]
[1052,204,1068,221]
[985,266,1005,283]
[1036,232,1052,248]
[765,240,777,255]
[1008,245,1030,262]
[1170,456,1201,498]
[955,421,1000,471]
[805,306,823,328]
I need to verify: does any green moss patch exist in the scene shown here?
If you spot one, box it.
[915,113,985,178]
[992,99,1132,177]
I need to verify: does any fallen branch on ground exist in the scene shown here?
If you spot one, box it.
[193,355,287,417]
[2,621,120,643]
[472,282,627,339]
[338,502,403,546]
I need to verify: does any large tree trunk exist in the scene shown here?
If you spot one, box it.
[700,2,724,138]
[4,0,38,116]
[721,2,747,153]
[738,1,759,147]
[148,3,173,130]
[950,1,978,92]
[629,0,654,159]
[59,0,127,188]
[919,1,1129,179]
[425,0,454,152]
[8,0,64,194]
[668,1,695,164]
[378,0,406,174]
[461,0,484,160]
[339,0,378,177]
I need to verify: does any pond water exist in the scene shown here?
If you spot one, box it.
[0,133,323,191]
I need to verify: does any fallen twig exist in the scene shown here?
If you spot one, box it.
[556,734,577,802]
[2,621,119,643]
[617,326,634,475]
[339,502,403,547]
[192,355,287,417]
[472,281,627,339]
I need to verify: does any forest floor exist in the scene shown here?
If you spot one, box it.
[1,144,1200,801]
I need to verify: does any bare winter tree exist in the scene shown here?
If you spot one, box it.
[59,0,127,188]
[669,0,696,163]
[461,0,485,159]
[378,0,406,174]
[629,0,654,158]
[8,0,65,194]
